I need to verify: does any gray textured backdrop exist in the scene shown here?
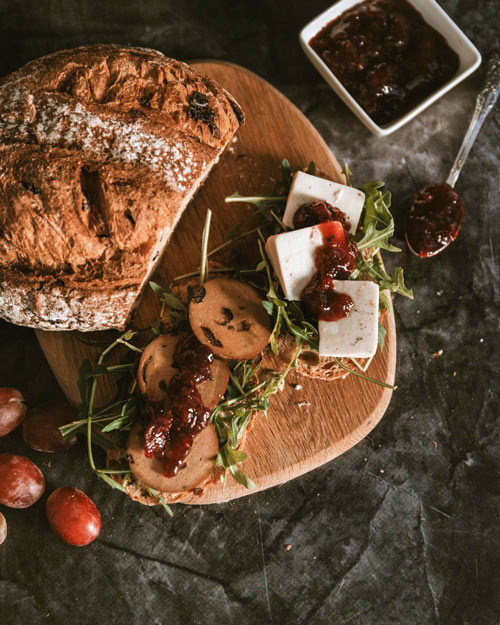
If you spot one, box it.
[0,1,499,624]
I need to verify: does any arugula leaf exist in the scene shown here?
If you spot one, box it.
[283,301,319,350]
[379,291,392,312]
[87,429,116,450]
[66,329,149,492]
[97,471,127,492]
[273,159,315,194]
[355,254,413,299]
[276,158,293,192]
[306,161,317,176]
[230,466,257,490]
[355,182,401,252]
[226,160,317,211]
[378,322,387,350]
[149,280,189,331]
[101,396,141,433]
[262,300,274,316]
[149,281,186,313]
[342,163,353,186]
[199,209,212,286]
[146,487,174,516]
[222,445,249,466]
[211,344,300,490]
[224,192,286,210]
[333,358,396,389]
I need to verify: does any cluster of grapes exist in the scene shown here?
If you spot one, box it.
[0,388,101,547]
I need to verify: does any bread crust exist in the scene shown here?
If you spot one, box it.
[0,45,243,330]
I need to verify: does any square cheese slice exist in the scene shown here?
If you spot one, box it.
[283,171,365,233]
[265,225,324,301]
[318,281,379,358]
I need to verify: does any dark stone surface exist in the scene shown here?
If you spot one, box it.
[0,1,499,623]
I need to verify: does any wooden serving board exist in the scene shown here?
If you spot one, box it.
[36,61,396,505]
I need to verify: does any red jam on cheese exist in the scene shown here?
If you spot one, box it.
[309,0,459,126]
[300,220,358,322]
[143,335,214,477]
[293,199,351,231]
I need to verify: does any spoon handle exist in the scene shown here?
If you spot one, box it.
[446,51,500,188]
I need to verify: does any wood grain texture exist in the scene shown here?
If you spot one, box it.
[36,61,396,505]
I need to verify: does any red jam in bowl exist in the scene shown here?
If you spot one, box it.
[309,0,459,126]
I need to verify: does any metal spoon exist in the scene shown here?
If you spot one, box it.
[405,52,500,258]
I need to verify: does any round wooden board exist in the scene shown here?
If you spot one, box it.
[36,61,396,505]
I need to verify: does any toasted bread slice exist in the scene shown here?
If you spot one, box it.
[260,331,369,381]
[106,446,224,505]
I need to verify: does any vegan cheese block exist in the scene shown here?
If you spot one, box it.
[265,224,342,301]
[265,223,379,358]
[283,171,365,233]
[318,281,379,358]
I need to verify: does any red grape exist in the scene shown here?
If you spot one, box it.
[23,402,78,453]
[0,454,45,508]
[46,487,101,546]
[0,388,27,437]
[0,512,6,544]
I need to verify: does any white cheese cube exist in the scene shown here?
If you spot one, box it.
[265,226,324,301]
[318,281,379,358]
[283,171,365,234]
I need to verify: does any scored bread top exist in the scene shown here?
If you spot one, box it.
[0,45,243,330]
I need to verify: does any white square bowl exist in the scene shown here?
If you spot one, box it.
[299,0,482,136]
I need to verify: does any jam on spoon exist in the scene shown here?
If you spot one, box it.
[405,184,464,259]
[405,52,500,258]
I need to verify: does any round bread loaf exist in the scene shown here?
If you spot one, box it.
[0,44,243,331]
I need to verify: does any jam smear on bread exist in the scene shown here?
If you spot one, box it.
[143,335,215,477]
